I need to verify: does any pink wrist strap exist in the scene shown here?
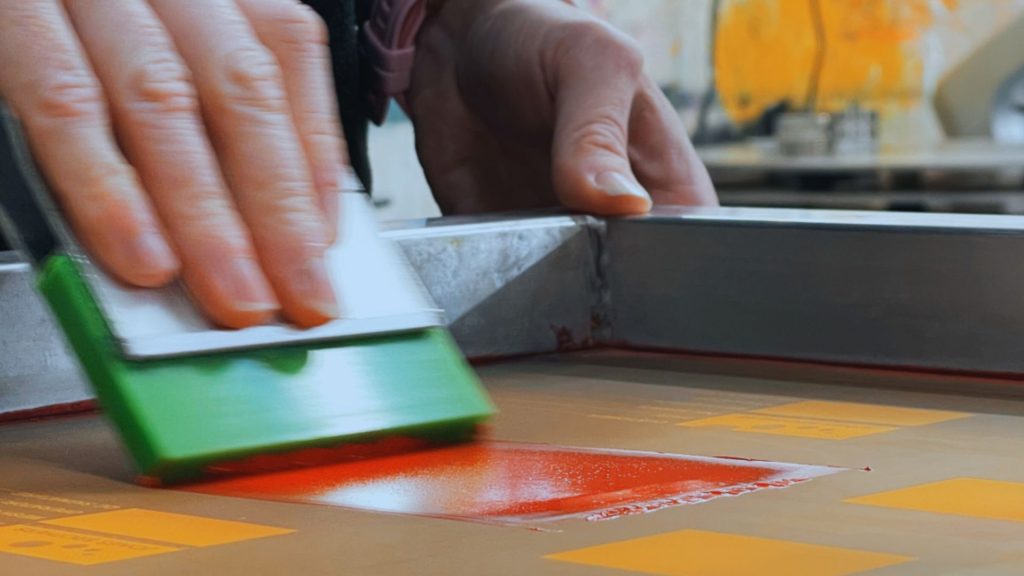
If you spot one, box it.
[362,0,429,124]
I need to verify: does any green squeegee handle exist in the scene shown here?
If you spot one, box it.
[0,102,62,267]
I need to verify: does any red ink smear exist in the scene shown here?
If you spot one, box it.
[185,442,840,525]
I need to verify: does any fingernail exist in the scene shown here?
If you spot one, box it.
[294,256,339,320]
[223,257,278,312]
[595,172,652,204]
[127,231,178,282]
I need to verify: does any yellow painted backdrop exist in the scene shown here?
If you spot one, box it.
[715,0,960,124]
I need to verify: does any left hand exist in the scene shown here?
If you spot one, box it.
[407,0,717,215]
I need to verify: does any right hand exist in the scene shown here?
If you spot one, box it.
[0,0,348,328]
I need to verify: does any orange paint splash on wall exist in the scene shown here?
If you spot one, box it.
[715,0,953,124]
[185,442,841,525]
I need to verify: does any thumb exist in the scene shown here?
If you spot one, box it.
[550,31,651,215]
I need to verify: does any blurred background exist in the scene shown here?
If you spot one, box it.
[374,0,1024,220]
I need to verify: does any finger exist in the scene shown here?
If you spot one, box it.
[549,22,652,216]
[628,77,718,206]
[63,0,278,328]
[149,0,337,328]
[235,0,347,240]
[0,1,178,287]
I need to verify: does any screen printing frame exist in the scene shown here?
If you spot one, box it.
[4,206,1024,417]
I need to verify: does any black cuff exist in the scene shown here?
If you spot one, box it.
[300,0,373,192]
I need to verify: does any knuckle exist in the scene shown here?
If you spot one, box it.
[246,185,324,231]
[4,5,60,46]
[569,110,627,154]
[597,33,644,77]
[273,2,329,50]
[305,129,349,166]
[124,52,198,117]
[301,119,343,146]
[30,70,106,124]
[214,47,288,115]
[76,161,136,211]
[611,34,644,74]
[176,194,245,235]
[562,20,644,78]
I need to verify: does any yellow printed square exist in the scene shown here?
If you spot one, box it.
[847,478,1024,523]
[43,508,293,547]
[679,413,895,440]
[754,401,968,427]
[546,529,912,576]
[0,525,177,566]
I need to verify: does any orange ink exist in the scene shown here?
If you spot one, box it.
[185,442,840,525]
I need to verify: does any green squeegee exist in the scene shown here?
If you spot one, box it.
[0,105,495,485]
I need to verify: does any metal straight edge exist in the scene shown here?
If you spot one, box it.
[606,206,1024,375]
[0,254,90,415]
[383,214,605,359]
[9,206,1024,416]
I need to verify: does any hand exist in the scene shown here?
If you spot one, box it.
[0,0,347,328]
[407,0,717,215]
